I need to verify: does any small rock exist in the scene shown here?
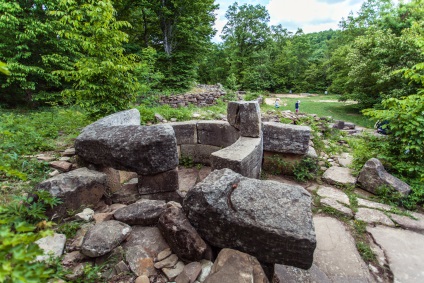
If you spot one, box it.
[75,208,95,222]
[114,261,130,275]
[59,156,71,162]
[163,261,185,280]
[48,170,60,177]
[197,260,213,282]
[62,148,76,156]
[49,161,73,172]
[355,208,395,227]
[135,275,150,283]
[171,118,178,122]
[155,113,165,122]
[176,262,202,283]
[62,251,86,266]
[35,233,66,261]
[65,263,86,280]
[37,154,56,162]
[93,212,113,223]
[154,254,179,269]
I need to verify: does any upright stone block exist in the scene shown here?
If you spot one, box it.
[211,137,263,179]
[180,144,221,166]
[139,168,179,195]
[227,101,261,137]
[197,121,240,147]
[263,122,310,154]
[169,121,198,145]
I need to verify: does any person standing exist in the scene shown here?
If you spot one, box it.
[275,98,280,108]
[295,100,300,113]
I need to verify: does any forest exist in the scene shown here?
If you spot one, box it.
[1,0,424,281]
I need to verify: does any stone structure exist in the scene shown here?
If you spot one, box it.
[159,84,227,108]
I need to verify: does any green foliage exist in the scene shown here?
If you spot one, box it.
[0,61,10,76]
[51,0,155,118]
[137,104,193,125]
[0,108,89,182]
[356,241,376,262]
[0,191,59,283]
[292,157,320,182]
[179,155,194,168]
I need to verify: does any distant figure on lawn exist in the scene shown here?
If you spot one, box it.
[295,100,300,113]
[275,98,280,108]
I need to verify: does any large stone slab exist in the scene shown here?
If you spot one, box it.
[313,216,373,282]
[183,169,316,268]
[204,249,268,283]
[169,121,198,145]
[263,122,310,154]
[367,226,424,283]
[197,121,240,147]
[180,144,221,166]
[36,233,67,262]
[227,101,261,137]
[211,137,263,179]
[355,208,395,227]
[75,124,178,175]
[389,212,424,234]
[37,168,107,219]
[357,158,411,196]
[322,166,356,186]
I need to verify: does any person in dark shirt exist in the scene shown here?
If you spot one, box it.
[295,100,300,113]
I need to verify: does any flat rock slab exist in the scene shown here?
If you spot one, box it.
[113,199,166,225]
[355,208,395,227]
[357,198,392,211]
[180,144,221,166]
[389,212,424,234]
[317,186,350,205]
[320,198,353,217]
[197,121,240,147]
[367,226,424,283]
[322,166,356,186]
[263,122,311,154]
[313,216,373,282]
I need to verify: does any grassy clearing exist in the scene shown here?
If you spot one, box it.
[262,94,375,128]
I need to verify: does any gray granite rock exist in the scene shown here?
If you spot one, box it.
[81,109,140,133]
[154,254,179,269]
[317,186,350,205]
[36,233,67,261]
[123,226,169,276]
[389,212,424,234]
[274,264,331,283]
[75,124,178,175]
[175,262,202,283]
[263,122,310,154]
[197,121,240,147]
[211,137,263,179]
[357,158,411,196]
[158,205,212,262]
[37,168,106,219]
[183,169,316,268]
[81,220,132,257]
[113,199,166,225]
[111,178,140,204]
[203,249,268,283]
[163,261,185,281]
[138,168,179,194]
[169,121,198,145]
[227,101,261,137]
[320,198,353,217]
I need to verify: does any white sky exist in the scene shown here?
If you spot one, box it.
[213,0,407,42]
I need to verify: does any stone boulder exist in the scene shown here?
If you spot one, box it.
[81,109,140,132]
[227,101,261,138]
[75,123,178,175]
[204,248,268,283]
[37,168,107,219]
[183,169,316,269]
[322,166,356,186]
[169,121,198,145]
[357,158,411,196]
[113,199,166,225]
[158,204,212,262]
[81,220,132,257]
[262,122,310,154]
[197,121,240,147]
[211,137,263,179]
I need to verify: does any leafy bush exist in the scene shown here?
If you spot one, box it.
[0,191,60,283]
[293,157,320,182]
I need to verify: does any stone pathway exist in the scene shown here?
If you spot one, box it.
[178,166,424,283]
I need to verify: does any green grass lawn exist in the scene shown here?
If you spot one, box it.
[262,94,375,128]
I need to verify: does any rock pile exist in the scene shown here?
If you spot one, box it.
[159,84,227,108]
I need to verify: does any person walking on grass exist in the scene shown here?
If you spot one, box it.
[295,100,300,113]
[275,98,280,109]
